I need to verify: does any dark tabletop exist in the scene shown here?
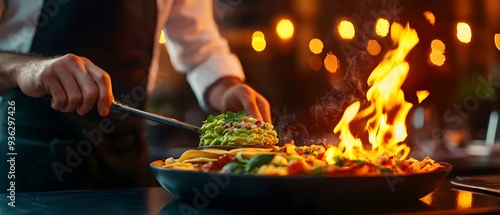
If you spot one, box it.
[1,178,500,215]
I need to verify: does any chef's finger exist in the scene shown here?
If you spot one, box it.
[76,80,99,116]
[46,78,68,111]
[56,71,83,113]
[72,66,100,116]
[256,95,272,123]
[85,62,113,116]
[242,95,265,122]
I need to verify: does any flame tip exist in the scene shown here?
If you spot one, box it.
[330,23,419,161]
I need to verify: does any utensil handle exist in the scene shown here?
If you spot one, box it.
[111,101,201,134]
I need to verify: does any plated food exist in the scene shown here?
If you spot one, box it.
[152,142,443,176]
[152,111,443,177]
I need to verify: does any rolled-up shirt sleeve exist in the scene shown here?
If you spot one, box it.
[0,0,43,53]
[163,0,245,112]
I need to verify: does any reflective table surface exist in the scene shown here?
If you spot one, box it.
[1,178,500,215]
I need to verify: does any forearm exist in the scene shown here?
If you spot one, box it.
[0,52,45,95]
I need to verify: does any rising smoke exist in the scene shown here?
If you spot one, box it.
[274,0,405,145]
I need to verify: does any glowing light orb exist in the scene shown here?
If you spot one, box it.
[456,22,472,43]
[276,19,294,40]
[375,18,390,37]
[338,20,355,40]
[309,38,324,54]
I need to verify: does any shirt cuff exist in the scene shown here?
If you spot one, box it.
[186,53,245,113]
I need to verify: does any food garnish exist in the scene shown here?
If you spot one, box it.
[199,110,279,147]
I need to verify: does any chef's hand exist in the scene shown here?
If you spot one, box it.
[15,54,114,116]
[207,77,271,123]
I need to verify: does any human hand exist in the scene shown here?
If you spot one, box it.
[16,54,113,116]
[207,77,271,123]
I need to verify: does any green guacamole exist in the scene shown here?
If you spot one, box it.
[199,110,279,147]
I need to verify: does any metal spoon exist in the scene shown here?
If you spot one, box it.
[111,101,201,134]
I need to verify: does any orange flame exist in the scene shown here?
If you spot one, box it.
[416,90,430,103]
[325,23,419,164]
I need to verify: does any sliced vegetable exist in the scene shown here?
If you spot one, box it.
[312,166,327,175]
[245,154,275,172]
[235,151,248,163]
[334,155,346,167]
[221,162,245,174]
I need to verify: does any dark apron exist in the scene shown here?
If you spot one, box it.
[0,0,157,192]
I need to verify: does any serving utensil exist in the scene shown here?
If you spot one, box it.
[111,101,201,134]
[451,175,500,194]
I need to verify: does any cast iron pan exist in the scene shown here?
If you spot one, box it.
[150,162,452,206]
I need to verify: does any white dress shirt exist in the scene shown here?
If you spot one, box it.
[0,0,245,112]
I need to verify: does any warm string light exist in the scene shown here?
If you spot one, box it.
[456,22,472,43]
[338,20,355,40]
[375,18,390,37]
[251,31,266,52]
[495,34,500,51]
[276,19,294,40]
[252,31,264,39]
[367,39,381,56]
[309,38,324,54]
[431,39,445,52]
[429,39,446,66]
[423,11,436,26]
[324,52,339,73]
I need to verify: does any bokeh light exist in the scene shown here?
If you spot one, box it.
[495,34,500,50]
[423,11,436,26]
[252,31,265,39]
[429,39,446,66]
[431,39,445,52]
[456,22,472,43]
[252,31,266,52]
[324,52,339,73]
[366,39,381,56]
[375,18,390,37]
[338,20,355,40]
[276,19,294,40]
[309,55,323,71]
[429,50,446,66]
[309,38,324,54]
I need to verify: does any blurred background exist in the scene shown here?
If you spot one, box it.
[147,0,500,175]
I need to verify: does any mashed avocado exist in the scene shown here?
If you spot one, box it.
[199,110,279,147]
